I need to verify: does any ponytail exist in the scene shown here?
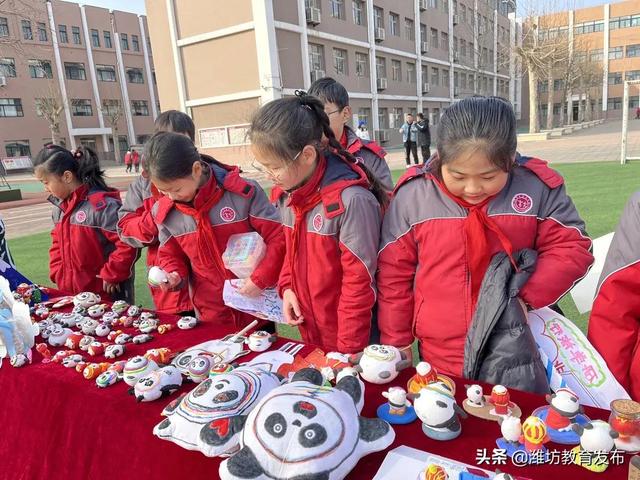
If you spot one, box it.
[33,144,110,191]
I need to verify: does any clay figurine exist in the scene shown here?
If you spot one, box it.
[111,300,129,315]
[64,332,84,349]
[96,369,120,388]
[490,385,511,415]
[73,292,101,308]
[94,323,111,337]
[245,330,277,352]
[87,341,106,356]
[158,324,174,334]
[407,361,455,395]
[101,311,119,325]
[126,305,142,317]
[350,344,411,384]
[114,333,132,345]
[496,415,525,457]
[187,354,216,383]
[71,305,87,316]
[571,420,619,473]
[87,303,107,318]
[148,266,169,287]
[177,316,198,330]
[414,382,467,441]
[123,355,159,386]
[464,384,485,408]
[463,384,522,422]
[132,333,153,344]
[83,362,110,380]
[134,365,182,402]
[519,416,550,463]
[377,386,417,424]
[61,353,84,368]
[144,347,172,365]
[80,319,100,336]
[57,312,82,329]
[532,387,590,444]
[105,344,125,359]
[416,464,448,480]
[138,318,159,334]
[47,324,73,347]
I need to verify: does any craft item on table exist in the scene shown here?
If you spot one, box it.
[532,387,590,444]
[463,385,522,422]
[114,333,132,345]
[75,361,88,373]
[37,319,52,338]
[407,361,456,395]
[133,334,154,344]
[571,420,619,473]
[378,386,417,425]
[609,399,640,453]
[321,366,336,385]
[492,470,515,480]
[209,362,234,377]
[35,343,52,362]
[78,335,95,351]
[127,305,142,317]
[83,362,110,380]
[51,296,74,309]
[80,319,99,336]
[177,316,198,330]
[107,330,123,342]
[139,311,156,322]
[219,368,394,480]
[414,381,467,441]
[62,354,84,368]
[57,313,82,329]
[335,366,366,411]
[144,347,173,365]
[111,300,129,315]
[134,365,182,402]
[87,342,106,356]
[0,284,38,367]
[108,360,126,372]
[416,464,448,480]
[148,266,169,287]
[154,364,283,458]
[350,344,411,384]
[118,316,134,328]
[47,325,72,347]
[241,344,302,377]
[101,311,118,325]
[245,330,277,352]
[464,384,485,408]
[123,355,159,386]
[496,416,525,457]
[139,318,159,334]
[94,323,110,337]
[34,306,49,319]
[87,303,107,318]
[158,324,174,334]
[221,232,267,279]
[518,416,550,464]
[630,456,640,480]
[187,354,216,383]
[71,305,87,316]
[73,292,101,308]
[50,349,76,363]
[223,280,284,323]
[96,369,120,388]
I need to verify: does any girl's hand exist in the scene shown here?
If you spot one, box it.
[97,275,121,295]
[237,278,263,298]
[282,289,304,326]
[161,272,182,291]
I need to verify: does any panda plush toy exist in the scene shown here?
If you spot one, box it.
[219,368,395,480]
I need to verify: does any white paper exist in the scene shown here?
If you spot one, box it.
[570,232,614,314]
[223,279,284,323]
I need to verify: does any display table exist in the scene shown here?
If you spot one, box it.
[0,306,631,480]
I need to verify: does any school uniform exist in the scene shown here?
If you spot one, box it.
[340,125,393,191]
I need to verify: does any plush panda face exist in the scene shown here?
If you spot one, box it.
[73,292,101,308]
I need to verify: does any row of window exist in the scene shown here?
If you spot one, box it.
[609,44,640,60]
[608,97,640,109]
[0,98,150,118]
[0,17,149,54]
[0,57,146,84]
[3,135,153,158]
[607,70,640,84]
[552,15,640,36]
[608,14,640,30]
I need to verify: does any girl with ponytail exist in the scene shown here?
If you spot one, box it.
[33,145,137,300]
[248,92,383,354]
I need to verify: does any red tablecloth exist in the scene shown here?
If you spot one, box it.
[0,305,631,480]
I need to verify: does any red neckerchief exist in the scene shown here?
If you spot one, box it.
[174,173,226,278]
[432,175,515,310]
[286,154,327,292]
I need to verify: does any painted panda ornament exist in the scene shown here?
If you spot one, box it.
[350,344,411,384]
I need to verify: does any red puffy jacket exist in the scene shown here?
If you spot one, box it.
[117,175,193,314]
[377,156,593,377]
[49,184,138,298]
[588,191,640,401]
[152,161,285,327]
[274,153,382,354]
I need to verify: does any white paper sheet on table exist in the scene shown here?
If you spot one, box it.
[223,279,284,323]
[569,232,614,314]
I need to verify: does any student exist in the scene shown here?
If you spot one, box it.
[588,191,640,401]
[145,132,284,327]
[34,145,137,300]
[118,110,194,314]
[399,113,419,167]
[307,77,393,191]
[377,96,593,383]
[248,93,386,354]
[415,112,431,162]
[356,121,370,140]
[132,149,141,173]
[124,149,132,173]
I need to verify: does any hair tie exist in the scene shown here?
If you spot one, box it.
[73,149,83,160]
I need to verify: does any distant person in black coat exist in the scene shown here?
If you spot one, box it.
[415,113,431,163]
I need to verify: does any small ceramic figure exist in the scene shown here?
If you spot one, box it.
[51,349,75,363]
[57,313,82,329]
[64,332,84,349]
[126,305,142,317]
[139,318,159,334]
[532,387,589,444]
[118,316,134,328]
[407,361,455,395]
[73,292,101,308]
[123,355,159,386]
[101,311,119,325]
[571,420,619,473]
[187,354,215,383]
[148,266,169,287]
[520,416,550,453]
[114,333,132,345]
[35,343,52,362]
[208,362,234,377]
[71,305,87,316]
[105,344,125,359]
[134,365,182,402]
[83,362,110,380]
[378,386,417,425]
[464,384,485,408]
[139,311,156,322]
[78,335,96,351]
[61,353,84,368]
[94,323,111,337]
[87,341,106,357]
[350,344,411,384]
[158,324,174,334]
[47,325,72,347]
[144,347,172,364]
[34,306,49,319]
[96,369,120,388]
[246,330,277,352]
[80,319,100,336]
[416,464,448,480]
[177,316,198,330]
[132,334,153,344]
[490,385,511,416]
[414,382,467,440]
[87,303,107,319]
[111,300,129,315]
[107,330,123,342]
[496,416,525,456]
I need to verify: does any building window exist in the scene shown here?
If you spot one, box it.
[333,48,347,75]
[96,64,116,82]
[441,32,448,51]
[71,99,93,116]
[391,107,403,128]
[375,56,386,78]
[38,22,47,42]
[626,70,640,81]
[0,58,16,78]
[430,28,438,49]
[352,0,365,26]
[609,14,640,30]
[64,62,86,80]
[28,60,53,78]
[538,80,548,93]
[391,59,401,81]
[553,79,564,91]
[468,74,474,91]
[0,17,8,37]
[0,99,24,117]
[132,34,140,52]
[389,13,399,36]
[378,107,388,129]
[5,141,30,157]
[626,44,640,58]
[22,20,32,40]
[461,4,467,23]
[104,31,112,48]
[126,67,144,83]
[72,26,81,44]
[406,62,415,83]
[609,46,623,60]
[460,39,466,57]
[58,25,68,43]
[460,72,467,89]
[608,97,622,110]
[131,100,149,116]
[405,18,414,40]
[431,66,439,86]
[358,107,370,128]
[330,0,345,20]
[373,7,383,29]
[79,138,97,150]
[428,0,438,8]
[608,72,623,85]
[574,20,604,35]
[309,43,325,72]
[469,41,474,59]
[442,69,449,86]
[420,23,426,43]
[355,52,368,77]
[102,99,121,117]
[589,49,603,62]
[91,29,100,47]
[121,33,129,50]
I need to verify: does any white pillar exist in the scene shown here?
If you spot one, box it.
[493,7,498,96]
[112,14,137,144]
[296,0,311,89]
[602,3,610,114]
[567,10,575,122]
[415,0,423,112]
[366,0,380,136]
[251,0,281,104]
[138,15,159,120]
[46,1,76,150]
[448,0,454,101]
[165,0,188,113]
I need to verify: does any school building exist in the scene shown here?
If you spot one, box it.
[0,0,158,163]
[145,0,523,165]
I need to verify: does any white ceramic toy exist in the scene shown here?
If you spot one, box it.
[350,344,411,384]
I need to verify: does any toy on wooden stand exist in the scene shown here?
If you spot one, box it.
[462,384,522,422]
[377,386,417,425]
[414,382,467,441]
[532,387,590,444]
[571,420,619,473]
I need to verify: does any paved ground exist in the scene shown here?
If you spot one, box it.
[3,118,639,239]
